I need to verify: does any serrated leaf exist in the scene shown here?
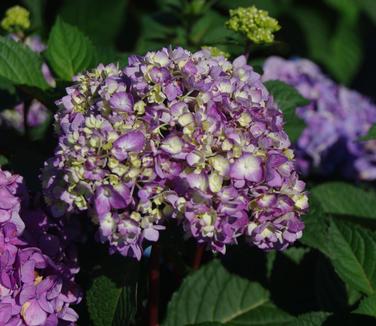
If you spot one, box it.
[286,312,330,326]
[0,37,49,90]
[163,259,296,326]
[327,219,376,295]
[86,260,139,326]
[46,18,95,81]
[60,0,127,46]
[361,125,376,140]
[264,80,309,142]
[311,182,376,220]
[354,294,376,318]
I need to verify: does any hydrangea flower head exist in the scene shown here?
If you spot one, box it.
[226,6,280,44]
[43,47,307,259]
[1,6,30,33]
[263,56,376,180]
[0,168,81,326]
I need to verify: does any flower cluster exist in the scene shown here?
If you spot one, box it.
[226,6,280,44]
[0,168,81,326]
[1,5,30,33]
[43,47,307,259]
[263,56,376,180]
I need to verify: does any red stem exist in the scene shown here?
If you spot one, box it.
[192,244,205,270]
[149,243,160,326]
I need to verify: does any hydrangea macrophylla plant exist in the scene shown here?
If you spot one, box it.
[42,47,308,259]
[262,56,376,180]
[226,6,280,44]
[0,168,81,326]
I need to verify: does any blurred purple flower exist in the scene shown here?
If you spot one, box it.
[263,56,376,180]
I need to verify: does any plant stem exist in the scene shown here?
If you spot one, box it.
[149,243,160,326]
[244,40,252,61]
[192,243,205,270]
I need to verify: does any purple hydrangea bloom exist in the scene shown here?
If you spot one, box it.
[43,48,308,258]
[0,168,81,326]
[263,56,376,180]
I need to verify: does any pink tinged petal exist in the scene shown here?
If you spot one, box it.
[21,261,36,284]
[0,209,11,223]
[29,252,46,269]
[94,187,111,217]
[22,300,47,326]
[36,277,54,296]
[144,228,159,242]
[131,245,142,260]
[44,314,58,326]
[0,303,12,323]
[0,188,18,209]
[230,154,263,182]
[58,307,79,322]
[37,294,54,314]
[46,278,62,300]
[112,131,145,160]
[20,285,36,304]
[8,212,25,235]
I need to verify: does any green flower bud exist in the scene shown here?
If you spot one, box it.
[1,6,30,33]
[226,6,280,44]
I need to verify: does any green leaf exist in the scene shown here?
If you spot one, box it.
[291,8,361,84]
[326,219,376,295]
[46,18,95,81]
[311,182,376,220]
[290,8,331,64]
[264,80,309,142]
[191,10,232,46]
[354,294,376,318]
[0,155,9,167]
[95,47,129,67]
[22,0,45,33]
[283,247,310,265]
[0,37,49,90]
[359,0,376,24]
[286,312,330,326]
[163,259,296,326]
[326,20,362,84]
[299,196,331,256]
[86,260,139,326]
[60,0,127,46]
[323,0,360,24]
[361,125,376,140]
